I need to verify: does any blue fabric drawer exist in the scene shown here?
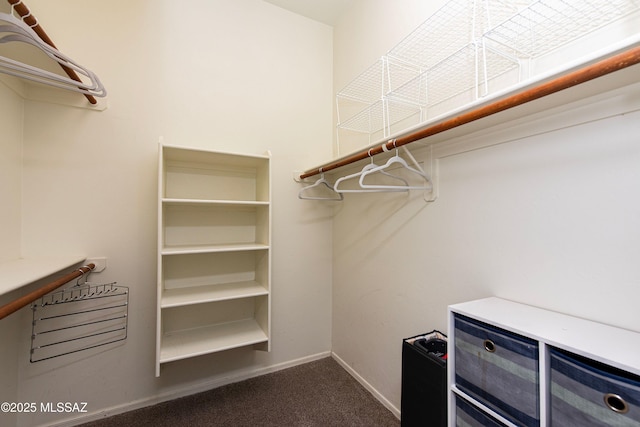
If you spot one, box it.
[454,314,540,427]
[550,348,640,427]
[456,395,509,427]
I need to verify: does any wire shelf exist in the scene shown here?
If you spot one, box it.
[388,42,520,110]
[337,57,422,103]
[336,57,422,137]
[484,0,640,58]
[337,99,421,136]
[479,0,533,32]
[337,59,387,104]
[387,0,479,69]
[335,0,640,149]
[387,73,429,108]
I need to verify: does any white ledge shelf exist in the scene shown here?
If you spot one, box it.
[0,255,86,296]
[159,318,268,363]
[161,281,269,308]
[162,198,269,207]
[161,243,269,256]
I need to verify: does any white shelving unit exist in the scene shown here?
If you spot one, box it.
[448,297,640,426]
[335,0,640,153]
[156,144,271,376]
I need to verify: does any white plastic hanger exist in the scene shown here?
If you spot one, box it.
[359,145,432,191]
[0,12,106,97]
[333,149,410,193]
[298,172,343,201]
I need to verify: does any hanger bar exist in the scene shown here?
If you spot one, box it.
[5,0,97,104]
[300,44,640,180]
[0,263,96,320]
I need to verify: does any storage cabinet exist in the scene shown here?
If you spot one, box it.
[156,144,271,376]
[448,297,640,426]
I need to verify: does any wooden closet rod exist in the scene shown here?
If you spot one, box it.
[6,0,97,104]
[300,45,640,180]
[0,263,96,320]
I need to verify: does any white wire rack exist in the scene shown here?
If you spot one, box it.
[388,41,521,120]
[337,99,422,134]
[335,0,640,151]
[484,0,640,58]
[387,0,480,69]
[30,281,129,362]
[336,0,523,145]
[336,57,423,140]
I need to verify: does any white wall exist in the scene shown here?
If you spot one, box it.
[331,0,640,417]
[0,78,22,262]
[0,1,334,426]
[0,75,24,427]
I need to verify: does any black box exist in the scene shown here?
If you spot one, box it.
[401,331,448,427]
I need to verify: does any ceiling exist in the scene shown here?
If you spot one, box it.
[263,0,356,26]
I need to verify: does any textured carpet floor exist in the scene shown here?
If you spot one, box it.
[80,357,400,427]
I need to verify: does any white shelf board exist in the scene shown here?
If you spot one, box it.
[159,318,268,363]
[162,144,270,166]
[0,255,86,296]
[161,281,268,308]
[162,198,269,207]
[161,243,269,256]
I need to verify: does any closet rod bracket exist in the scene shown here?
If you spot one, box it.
[292,170,304,183]
[85,257,107,272]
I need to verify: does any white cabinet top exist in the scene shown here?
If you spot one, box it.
[450,297,640,376]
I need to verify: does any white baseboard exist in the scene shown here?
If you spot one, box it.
[45,351,331,427]
[331,352,401,420]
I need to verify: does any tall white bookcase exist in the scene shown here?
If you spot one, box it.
[156,144,271,376]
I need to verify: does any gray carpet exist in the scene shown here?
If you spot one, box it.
[80,357,400,427]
